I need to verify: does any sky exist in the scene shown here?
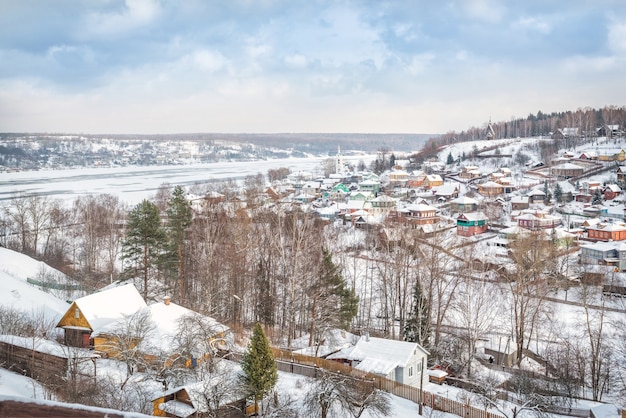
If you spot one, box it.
[1,0,626,135]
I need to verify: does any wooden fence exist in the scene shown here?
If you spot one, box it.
[267,348,503,418]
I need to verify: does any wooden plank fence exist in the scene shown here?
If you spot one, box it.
[266,348,503,418]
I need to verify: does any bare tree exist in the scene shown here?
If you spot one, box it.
[303,370,390,418]
[501,232,552,366]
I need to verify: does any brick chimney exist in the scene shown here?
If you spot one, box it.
[164,295,171,306]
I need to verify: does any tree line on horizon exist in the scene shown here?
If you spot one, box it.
[414,105,626,163]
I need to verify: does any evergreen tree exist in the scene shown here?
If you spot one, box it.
[164,185,193,303]
[240,323,278,413]
[446,152,454,165]
[592,188,603,205]
[553,182,563,204]
[122,199,167,300]
[543,181,552,204]
[308,249,358,348]
[404,281,430,349]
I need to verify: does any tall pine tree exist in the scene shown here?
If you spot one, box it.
[240,323,278,413]
[164,185,193,304]
[403,281,430,349]
[308,249,358,348]
[122,199,166,299]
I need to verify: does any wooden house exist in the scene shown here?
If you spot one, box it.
[527,189,546,203]
[510,196,529,211]
[359,179,381,194]
[434,184,459,201]
[456,212,489,237]
[327,335,429,389]
[369,194,397,216]
[604,184,622,200]
[552,127,579,140]
[423,174,443,189]
[449,196,478,213]
[477,181,505,197]
[515,212,561,230]
[550,162,585,179]
[459,166,481,180]
[404,203,439,225]
[388,169,409,186]
[56,283,147,349]
[580,241,626,272]
[587,222,626,242]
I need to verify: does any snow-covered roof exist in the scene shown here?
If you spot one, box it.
[154,360,244,415]
[72,283,148,334]
[458,212,488,221]
[327,336,428,375]
[146,300,229,352]
[450,195,478,205]
[0,335,97,359]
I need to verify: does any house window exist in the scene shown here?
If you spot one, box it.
[408,366,413,377]
[75,308,80,319]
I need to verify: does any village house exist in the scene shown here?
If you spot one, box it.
[388,169,409,186]
[359,178,381,195]
[433,184,459,201]
[617,165,626,184]
[327,335,429,389]
[551,127,579,140]
[449,195,478,213]
[403,203,439,225]
[407,170,426,188]
[515,211,562,230]
[604,184,622,200]
[510,195,530,211]
[527,189,546,204]
[369,194,397,216]
[580,241,626,271]
[550,162,585,179]
[423,174,443,189]
[477,181,506,197]
[586,222,626,242]
[56,283,147,349]
[456,212,489,237]
[458,165,481,180]
[301,181,322,198]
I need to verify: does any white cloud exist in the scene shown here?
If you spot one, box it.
[608,20,626,55]
[463,0,506,23]
[284,54,308,68]
[406,53,435,75]
[82,0,162,38]
[512,16,552,34]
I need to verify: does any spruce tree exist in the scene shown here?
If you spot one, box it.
[592,188,603,205]
[240,323,278,413]
[446,152,454,165]
[308,249,358,347]
[122,199,167,299]
[164,185,193,303]
[403,281,430,349]
[553,182,563,204]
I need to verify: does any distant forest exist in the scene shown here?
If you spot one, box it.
[415,105,626,162]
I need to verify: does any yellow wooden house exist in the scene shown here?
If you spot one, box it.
[56,283,147,349]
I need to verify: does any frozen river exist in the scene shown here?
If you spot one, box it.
[0,155,374,205]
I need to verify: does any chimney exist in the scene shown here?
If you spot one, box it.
[164,295,171,306]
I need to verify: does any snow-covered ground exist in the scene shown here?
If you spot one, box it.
[0,155,375,205]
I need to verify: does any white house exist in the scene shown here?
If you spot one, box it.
[327,335,429,388]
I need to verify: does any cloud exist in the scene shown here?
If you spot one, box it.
[512,16,552,34]
[608,20,626,55]
[82,0,163,39]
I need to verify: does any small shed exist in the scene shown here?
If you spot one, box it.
[428,368,448,385]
